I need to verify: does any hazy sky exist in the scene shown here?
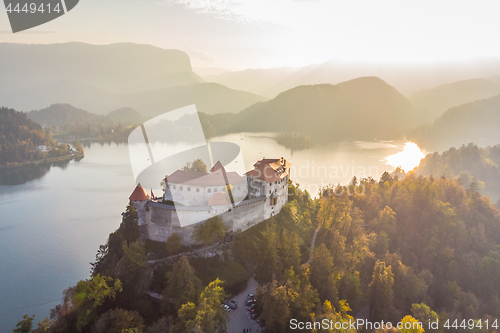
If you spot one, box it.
[1,0,500,70]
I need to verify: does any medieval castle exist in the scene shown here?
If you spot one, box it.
[129,157,291,245]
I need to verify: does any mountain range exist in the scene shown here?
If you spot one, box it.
[408,77,500,124]
[203,76,416,143]
[5,41,500,150]
[410,93,500,152]
[0,43,266,116]
[206,59,500,98]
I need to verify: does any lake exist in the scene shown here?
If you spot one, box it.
[0,133,413,331]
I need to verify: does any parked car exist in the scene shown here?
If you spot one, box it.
[246,304,256,311]
[228,300,237,309]
[245,299,256,306]
[251,313,258,320]
[247,293,255,300]
[250,309,257,315]
[222,304,231,312]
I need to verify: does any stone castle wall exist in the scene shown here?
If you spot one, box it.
[141,197,268,245]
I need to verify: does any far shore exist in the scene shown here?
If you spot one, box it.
[0,152,85,170]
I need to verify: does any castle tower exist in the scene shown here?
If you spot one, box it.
[129,183,150,226]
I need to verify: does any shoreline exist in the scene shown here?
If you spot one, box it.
[0,152,85,170]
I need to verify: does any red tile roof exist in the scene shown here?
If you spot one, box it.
[247,157,291,182]
[129,183,150,201]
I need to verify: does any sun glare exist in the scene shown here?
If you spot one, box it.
[386,142,425,172]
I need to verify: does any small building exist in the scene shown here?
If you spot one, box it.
[37,145,47,153]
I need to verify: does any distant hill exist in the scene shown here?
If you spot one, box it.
[413,143,500,202]
[0,43,265,116]
[207,59,500,98]
[0,107,54,166]
[206,67,302,98]
[1,76,265,116]
[0,42,198,92]
[409,77,500,124]
[410,94,500,152]
[28,104,113,130]
[107,107,143,126]
[27,104,132,139]
[219,77,415,143]
[131,83,267,118]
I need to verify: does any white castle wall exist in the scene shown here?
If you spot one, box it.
[141,174,289,245]
[165,183,247,206]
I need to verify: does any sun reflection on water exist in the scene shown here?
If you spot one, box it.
[386,142,425,172]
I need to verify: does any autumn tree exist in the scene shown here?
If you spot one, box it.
[192,216,228,246]
[411,303,439,332]
[178,279,228,333]
[162,256,202,312]
[145,317,172,333]
[32,317,51,333]
[258,281,294,333]
[312,300,356,333]
[254,221,280,284]
[310,243,338,305]
[276,229,301,277]
[369,260,394,322]
[398,315,424,333]
[165,233,183,255]
[73,139,84,153]
[47,274,123,332]
[92,308,144,333]
[182,159,207,173]
[13,314,34,333]
[121,203,140,245]
[115,241,147,307]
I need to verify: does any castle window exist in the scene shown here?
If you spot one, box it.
[188,187,191,191]
[173,185,176,189]
[180,186,183,190]
[196,188,200,192]
[208,188,211,193]
[214,187,217,192]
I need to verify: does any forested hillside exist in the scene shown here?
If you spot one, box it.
[0,107,54,166]
[21,171,500,332]
[414,143,500,203]
[409,77,500,124]
[410,94,500,152]
[232,77,415,143]
[107,107,143,126]
[200,77,415,143]
[28,104,136,139]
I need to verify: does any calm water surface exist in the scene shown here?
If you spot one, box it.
[0,134,407,331]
